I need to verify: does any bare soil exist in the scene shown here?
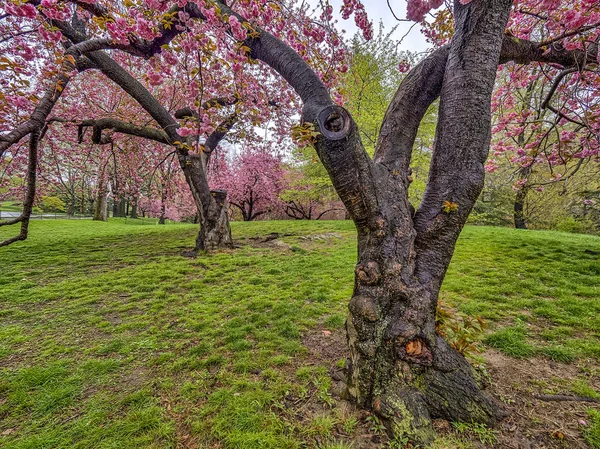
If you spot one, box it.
[300,328,600,448]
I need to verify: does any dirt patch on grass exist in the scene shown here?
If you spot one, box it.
[483,349,598,449]
[299,329,599,448]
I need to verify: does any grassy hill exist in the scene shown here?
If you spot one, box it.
[0,220,599,448]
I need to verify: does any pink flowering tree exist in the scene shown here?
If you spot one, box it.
[2,0,600,443]
[0,0,353,251]
[414,0,600,229]
[210,148,287,221]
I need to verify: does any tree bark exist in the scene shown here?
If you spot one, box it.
[186,189,233,255]
[159,185,167,225]
[130,199,138,219]
[294,0,512,443]
[93,161,108,222]
[514,187,528,229]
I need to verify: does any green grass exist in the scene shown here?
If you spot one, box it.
[0,220,599,448]
[585,408,600,448]
[0,201,23,212]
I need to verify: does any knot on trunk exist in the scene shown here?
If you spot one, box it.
[210,189,227,208]
[316,105,351,141]
[349,295,380,322]
[374,216,387,238]
[400,338,432,365]
[386,321,418,344]
[355,261,381,286]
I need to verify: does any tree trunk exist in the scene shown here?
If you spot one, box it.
[189,189,232,254]
[514,187,528,229]
[93,163,108,221]
[159,187,167,225]
[346,221,499,444]
[118,198,126,218]
[93,185,108,221]
[177,152,233,254]
[130,200,138,219]
[297,0,512,441]
[514,166,531,229]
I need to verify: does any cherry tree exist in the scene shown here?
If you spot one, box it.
[210,148,288,221]
[1,0,600,443]
[0,0,348,251]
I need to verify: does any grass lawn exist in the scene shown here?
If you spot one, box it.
[0,202,23,213]
[0,219,599,448]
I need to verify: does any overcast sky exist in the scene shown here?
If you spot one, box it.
[323,0,431,53]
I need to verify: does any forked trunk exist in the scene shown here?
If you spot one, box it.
[336,163,501,443]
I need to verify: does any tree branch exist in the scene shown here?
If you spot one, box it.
[374,46,449,178]
[412,0,513,294]
[204,114,237,152]
[174,97,239,120]
[0,131,39,247]
[71,118,171,145]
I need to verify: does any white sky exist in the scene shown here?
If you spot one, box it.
[323,0,431,53]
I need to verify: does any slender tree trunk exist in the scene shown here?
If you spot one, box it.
[130,199,138,219]
[93,163,108,221]
[514,187,528,229]
[159,185,167,225]
[118,198,126,217]
[514,166,531,229]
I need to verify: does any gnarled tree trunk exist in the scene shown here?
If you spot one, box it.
[179,153,233,255]
[270,0,514,442]
[194,189,233,252]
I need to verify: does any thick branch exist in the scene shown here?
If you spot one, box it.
[214,0,332,117]
[374,46,449,177]
[0,131,38,247]
[500,36,598,68]
[374,34,598,173]
[412,0,513,294]
[74,118,171,145]
[0,39,104,157]
[204,114,237,152]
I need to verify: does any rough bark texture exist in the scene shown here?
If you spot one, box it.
[296,0,512,444]
[186,189,232,255]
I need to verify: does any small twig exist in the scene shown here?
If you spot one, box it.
[533,394,600,403]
